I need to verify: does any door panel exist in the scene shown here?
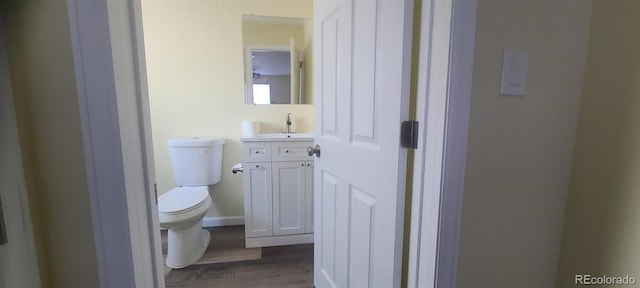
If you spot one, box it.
[317,171,349,288]
[349,187,376,287]
[314,0,412,287]
[320,9,339,136]
[352,0,378,143]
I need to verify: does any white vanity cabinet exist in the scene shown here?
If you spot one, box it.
[241,136,314,248]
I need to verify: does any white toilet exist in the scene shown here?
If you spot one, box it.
[158,137,225,269]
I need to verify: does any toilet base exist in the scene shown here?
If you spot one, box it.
[165,220,211,269]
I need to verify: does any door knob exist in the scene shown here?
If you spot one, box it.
[307,145,321,157]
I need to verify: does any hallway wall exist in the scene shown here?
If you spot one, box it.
[557,1,640,286]
[458,1,593,287]
[1,1,99,287]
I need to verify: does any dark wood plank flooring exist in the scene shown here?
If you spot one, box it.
[164,226,313,288]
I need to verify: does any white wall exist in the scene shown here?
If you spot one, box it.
[457,1,593,287]
[141,0,313,218]
[557,1,640,286]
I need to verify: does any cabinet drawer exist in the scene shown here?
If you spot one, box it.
[272,141,314,162]
[242,142,272,162]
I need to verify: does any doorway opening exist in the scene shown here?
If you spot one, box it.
[70,1,475,286]
[142,1,316,286]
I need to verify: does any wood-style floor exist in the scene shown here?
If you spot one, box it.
[161,225,262,275]
[163,226,314,288]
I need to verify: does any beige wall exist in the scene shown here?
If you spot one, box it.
[557,1,640,286]
[457,1,593,287]
[2,0,99,287]
[141,0,313,218]
[243,20,305,47]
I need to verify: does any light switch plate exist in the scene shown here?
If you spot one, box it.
[500,48,529,96]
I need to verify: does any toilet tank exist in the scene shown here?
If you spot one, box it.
[168,138,225,186]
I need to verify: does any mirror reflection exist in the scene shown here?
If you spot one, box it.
[242,15,313,105]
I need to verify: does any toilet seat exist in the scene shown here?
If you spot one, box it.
[158,186,210,215]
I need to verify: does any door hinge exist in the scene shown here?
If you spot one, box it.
[0,194,7,245]
[400,120,419,149]
[154,183,158,205]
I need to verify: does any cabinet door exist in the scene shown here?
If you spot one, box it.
[272,162,306,235]
[243,163,273,237]
[305,161,314,234]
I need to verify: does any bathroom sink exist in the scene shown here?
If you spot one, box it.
[242,133,314,142]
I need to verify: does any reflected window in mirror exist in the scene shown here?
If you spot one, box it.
[253,84,271,105]
[242,15,313,105]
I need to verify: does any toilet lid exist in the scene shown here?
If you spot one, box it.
[158,186,210,214]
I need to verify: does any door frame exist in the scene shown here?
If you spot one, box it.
[407,0,477,287]
[66,0,164,287]
[64,0,477,287]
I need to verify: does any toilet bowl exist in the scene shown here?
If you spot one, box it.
[159,186,212,268]
[158,137,225,268]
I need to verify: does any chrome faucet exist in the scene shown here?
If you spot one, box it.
[284,113,293,134]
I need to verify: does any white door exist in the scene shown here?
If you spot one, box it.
[0,26,40,288]
[313,0,413,287]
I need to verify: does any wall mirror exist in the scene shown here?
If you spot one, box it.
[242,15,313,105]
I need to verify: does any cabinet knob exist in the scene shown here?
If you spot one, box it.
[255,151,259,154]
[255,164,259,168]
[301,163,304,167]
[307,163,310,167]
[286,150,289,153]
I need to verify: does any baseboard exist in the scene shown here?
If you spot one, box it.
[202,216,245,227]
